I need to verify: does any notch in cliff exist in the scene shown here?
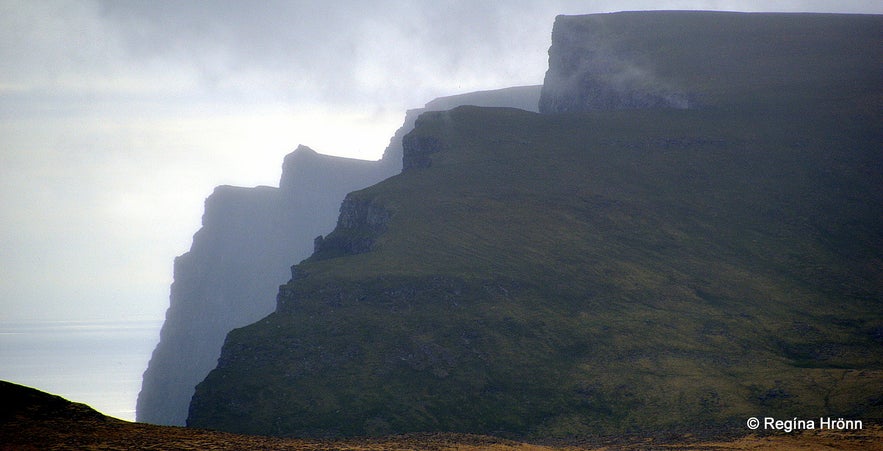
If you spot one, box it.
[309,193,392,261]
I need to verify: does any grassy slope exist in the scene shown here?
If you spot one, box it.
[188,12,883,440]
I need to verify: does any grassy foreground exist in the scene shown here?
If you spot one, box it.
[2,382,880,450]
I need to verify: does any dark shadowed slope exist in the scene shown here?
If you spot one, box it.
[4,381,882,450]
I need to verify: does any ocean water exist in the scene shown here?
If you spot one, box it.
[0,319,162,421]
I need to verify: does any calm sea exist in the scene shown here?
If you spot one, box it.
[0,319,162,421]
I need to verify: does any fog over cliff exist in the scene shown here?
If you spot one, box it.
[2,0,882,425]
[136,149,387,426]
[137,87,541,425]
[2,0,879,323]
[185,11,883,437]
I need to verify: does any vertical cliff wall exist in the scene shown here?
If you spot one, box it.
[538,11,881,113]
[539,12,690,112]
[136,147,388,425]
[137,86,541,425]
[185,12,883,438]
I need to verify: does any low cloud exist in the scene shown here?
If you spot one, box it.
[2,0,881,321]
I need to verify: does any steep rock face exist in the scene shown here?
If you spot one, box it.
[137,185,285,426]
[539,13,690,112]
[538,11,882,112]
[136,148,388,426]
[137,86,542,425]
[401,134,445,171]
[310,195,392,260]
[189,103,883,438]
[187,12,883,439]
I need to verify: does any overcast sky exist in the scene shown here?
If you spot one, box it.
[2,0,880,322]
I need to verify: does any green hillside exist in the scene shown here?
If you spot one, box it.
[187,12,883,440]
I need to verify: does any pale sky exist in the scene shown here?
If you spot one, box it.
[2,0,881,322]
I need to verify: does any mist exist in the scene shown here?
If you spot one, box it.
[1,0,880,322]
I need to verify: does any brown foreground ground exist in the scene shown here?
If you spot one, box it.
[1,382,880,450]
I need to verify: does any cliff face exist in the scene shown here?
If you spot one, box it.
[538,11,881,112]
[136,147,389,426]
[540,16,689,113]
[187,12,883,439]
[137,87,541,425]
[189,103,883,438]
[539,13,689,112]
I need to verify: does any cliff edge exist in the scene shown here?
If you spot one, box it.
[136,147,388,426]
[137,87,540,425]
[539,11,881,112]
[188,12,882,438]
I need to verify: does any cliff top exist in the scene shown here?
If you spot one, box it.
[540,11,883,112]
[188,11,882,439]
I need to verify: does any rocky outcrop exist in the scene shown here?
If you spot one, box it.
[539,13,690,113]
[402,133,445,171]
[539,11,883,113]
[137,86,542,426]
[310,195,392,260]
[336,196,392,231]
